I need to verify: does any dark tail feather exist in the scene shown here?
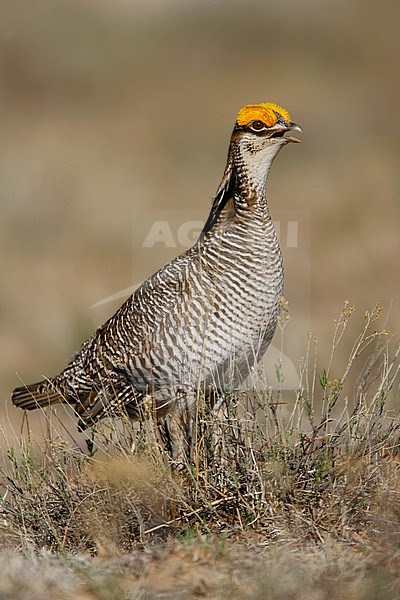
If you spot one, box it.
[12,379,66,411]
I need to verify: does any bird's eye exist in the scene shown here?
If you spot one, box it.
[250,120,265,131]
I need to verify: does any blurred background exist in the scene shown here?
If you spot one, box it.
[1,0,399,433]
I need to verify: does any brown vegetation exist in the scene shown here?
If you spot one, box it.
[0,305,399,598]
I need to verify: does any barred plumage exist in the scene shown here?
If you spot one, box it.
[12,102,301,427]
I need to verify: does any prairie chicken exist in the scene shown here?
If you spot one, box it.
[12,102,301,429]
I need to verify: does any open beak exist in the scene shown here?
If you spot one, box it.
[285,122,302,143]
[270,122,302,143]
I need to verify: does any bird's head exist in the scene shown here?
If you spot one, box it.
[230,102,302,184]
[234,102,301,146]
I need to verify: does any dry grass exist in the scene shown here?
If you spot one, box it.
[0,304,399,597]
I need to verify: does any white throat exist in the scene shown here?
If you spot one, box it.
[239,143,283,195]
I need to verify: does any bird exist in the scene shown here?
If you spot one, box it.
[12,102,301,433]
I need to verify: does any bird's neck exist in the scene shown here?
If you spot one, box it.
[232,143,280,203]
[229,147,277,222]
[198,143,281,242]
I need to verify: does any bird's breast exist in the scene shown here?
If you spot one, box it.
[143,217,283,389]
[123,214,284,408]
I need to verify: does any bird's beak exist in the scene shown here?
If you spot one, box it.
[285,122,302,143]
[269,121,302,143]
